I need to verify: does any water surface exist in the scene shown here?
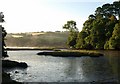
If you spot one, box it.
[4,50,118,82]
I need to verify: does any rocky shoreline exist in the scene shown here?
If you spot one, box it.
[2,60,28,68]
[2,60,28,84]
[2,71,22,84]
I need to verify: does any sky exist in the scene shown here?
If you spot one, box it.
[0,0,116,33]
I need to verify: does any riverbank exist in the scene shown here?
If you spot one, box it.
[5,47,55,51]
[37,50,104,57]
[2,71,22,84]
[2,60,28,84]
[2,60,28,68]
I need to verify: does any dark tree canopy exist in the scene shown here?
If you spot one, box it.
[0,12,4,22]
[63,20,78,48]
[2,26,8,57]
[63,1,120,50]
[0,12,8,57]
[76,1,120,50]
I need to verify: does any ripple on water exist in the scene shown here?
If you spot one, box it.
[5,50,118,82]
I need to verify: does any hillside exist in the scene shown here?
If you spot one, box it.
[5,31,69,48]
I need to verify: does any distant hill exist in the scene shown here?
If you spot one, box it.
[5,31,69,48]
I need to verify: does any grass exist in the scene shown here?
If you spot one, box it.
[37,50,104,57]
[5,32,69,48]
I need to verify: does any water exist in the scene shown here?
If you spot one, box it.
[4,50,118,82]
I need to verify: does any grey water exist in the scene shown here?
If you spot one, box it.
[4,50,118,82]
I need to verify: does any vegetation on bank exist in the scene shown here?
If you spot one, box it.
[37,50,103,57]
[63,1,120,50]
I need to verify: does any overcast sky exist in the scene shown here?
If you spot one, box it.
[0,0,116,33]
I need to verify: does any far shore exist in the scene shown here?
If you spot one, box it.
[37,50,104,57]
[5,47,56,50]
[5,47,120,51]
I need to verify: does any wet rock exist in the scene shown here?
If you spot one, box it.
[15,71,19,73]
[24,72,27,74]
[2,71,22,84]
[18,62,28,68]
[2,60,28,68]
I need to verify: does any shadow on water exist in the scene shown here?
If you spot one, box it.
[63,56,116,82]
[100,50,120,82]
[64,57,78,82]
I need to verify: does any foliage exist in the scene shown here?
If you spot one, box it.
[0,12,4,22]
[1,12,8,57]
[108,21,120,49]
[63,20,78,48]
[75,1,120,50]
[37,50,103,57]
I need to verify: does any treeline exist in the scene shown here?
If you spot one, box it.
[63,1,120,50]
[5,32,69,48]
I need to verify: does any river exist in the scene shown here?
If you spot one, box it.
[4,50,119,83]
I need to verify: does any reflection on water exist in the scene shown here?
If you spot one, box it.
[4,50,119,82]
[100,50,120,82]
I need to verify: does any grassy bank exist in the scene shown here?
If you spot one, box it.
[37,50,104,57]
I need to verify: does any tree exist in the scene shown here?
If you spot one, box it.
[76,31,88,49]
[63,20,78,48]
[76,1,119,50]
[63,20,78,32]
[95,1,120,20]
[113,1,120,20]
[105,15,117,40]
[0,12,5,22]
[108,21,120,49]
[0,12,8,57]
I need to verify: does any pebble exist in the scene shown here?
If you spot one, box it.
[15,71,19,73]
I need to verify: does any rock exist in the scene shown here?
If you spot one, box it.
[2,60,27,84]
[15,71,19,73]
[18,62,28,68]
[2,60,28,68]
[2,71,22,84]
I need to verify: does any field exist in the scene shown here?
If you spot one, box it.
[5,31,69,48]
